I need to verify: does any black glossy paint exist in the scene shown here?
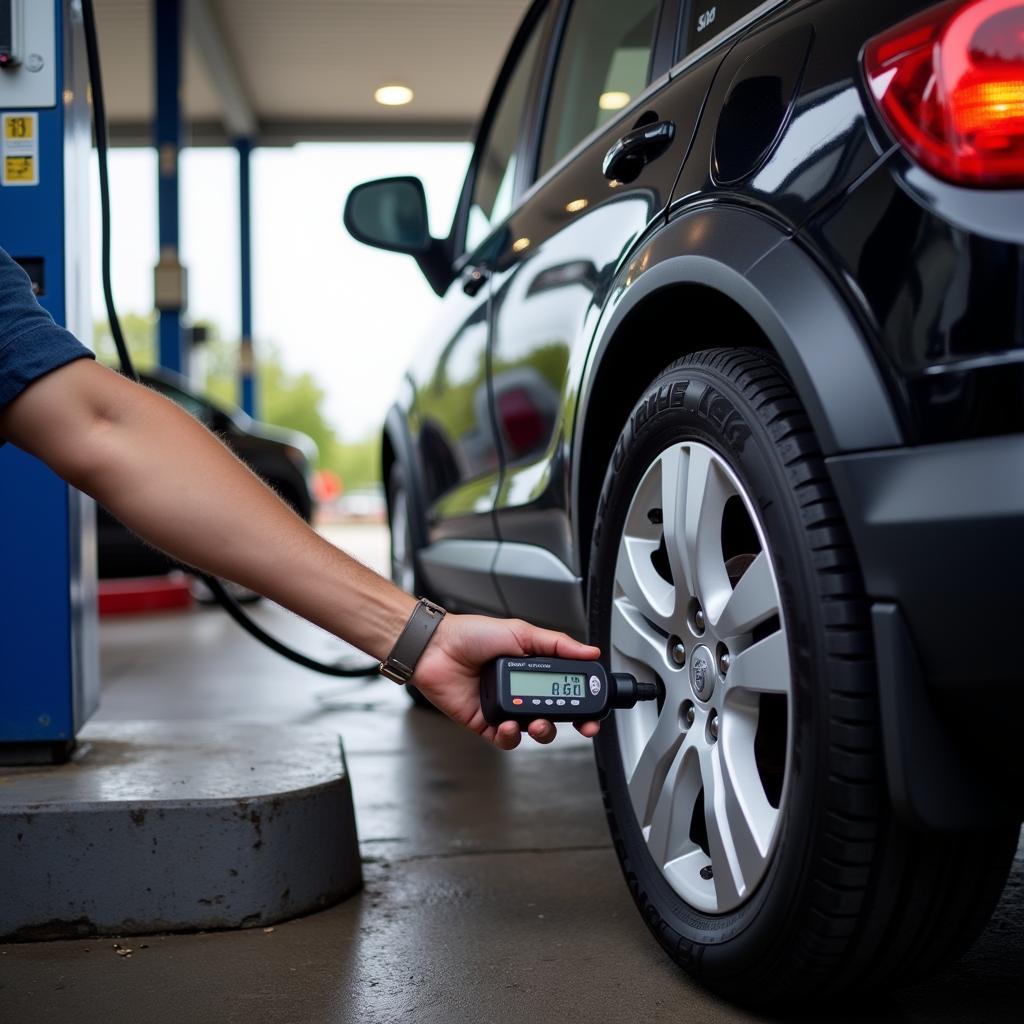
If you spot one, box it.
[361,0,1023,696]
[712,23,813,186]
[489,48,726,564]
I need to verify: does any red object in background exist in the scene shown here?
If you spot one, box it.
[314,468,342,504]
[98,574,193,616]
[864,0,1024,187]
[497,387,546,459]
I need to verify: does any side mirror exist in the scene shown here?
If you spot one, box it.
[343,176,452,296]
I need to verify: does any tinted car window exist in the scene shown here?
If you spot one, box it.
[466,13,547,253]
[537,0,660,178]
[682,1,768,57]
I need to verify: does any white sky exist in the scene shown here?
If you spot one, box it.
[90,142,471,438]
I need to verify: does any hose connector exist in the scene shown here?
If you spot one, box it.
[611,673,662,709]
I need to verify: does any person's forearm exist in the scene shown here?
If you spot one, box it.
[0,360,416,659]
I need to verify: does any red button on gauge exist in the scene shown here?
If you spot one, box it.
[512,698,523,705]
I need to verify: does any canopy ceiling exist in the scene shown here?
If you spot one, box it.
[96,0,531,145]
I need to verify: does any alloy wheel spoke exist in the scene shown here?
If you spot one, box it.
[627,701,688,826]
[655,446,688,612]
[675,445,732,612]
[701,738,776,909]
[720,711,779,872]
[610,597,670,677]
[711,550,778,639]
[725,630,790,696]
[645,733,702,868]
[614,539,673,631]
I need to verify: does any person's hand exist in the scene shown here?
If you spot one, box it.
[411,613,602,750]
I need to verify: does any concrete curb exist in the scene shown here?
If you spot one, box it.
[0,721,362,940]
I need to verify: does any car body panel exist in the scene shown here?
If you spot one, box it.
[404,286,500,543]
[804,155,1024,444]
[490,42,730,568]
[670,0,927,229]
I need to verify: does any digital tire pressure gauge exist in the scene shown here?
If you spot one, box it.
[480,656,660,727]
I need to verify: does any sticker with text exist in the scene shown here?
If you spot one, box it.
[2,113,39,186]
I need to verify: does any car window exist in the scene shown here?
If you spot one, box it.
[681,1,769,59]
[465,12,548,254]
[537,0,660,179]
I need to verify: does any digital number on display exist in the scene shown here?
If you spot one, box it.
[509,671,586,699]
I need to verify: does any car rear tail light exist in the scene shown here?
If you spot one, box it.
[864,0,1024,187]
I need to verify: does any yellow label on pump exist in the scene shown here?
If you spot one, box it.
[4,156,34,181]
[4,116,33,140]
[1,113,39,186]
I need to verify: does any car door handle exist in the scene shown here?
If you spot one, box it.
[462,266,490,297]
[602,120,675,184]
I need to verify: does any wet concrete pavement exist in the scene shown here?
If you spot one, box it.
[2,525,1022,1023]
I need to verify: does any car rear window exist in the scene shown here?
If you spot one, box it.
[682,1,771,58]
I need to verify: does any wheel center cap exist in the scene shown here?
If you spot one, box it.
[690,645,716,702]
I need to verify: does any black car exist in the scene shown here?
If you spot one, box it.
[344,0,1024,1004]
[98,370,317,579]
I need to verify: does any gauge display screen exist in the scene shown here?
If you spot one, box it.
[509,671,587,698]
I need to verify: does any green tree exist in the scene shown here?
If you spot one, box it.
[93,312,158,371]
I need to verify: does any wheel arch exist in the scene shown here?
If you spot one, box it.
[572,206,904,581]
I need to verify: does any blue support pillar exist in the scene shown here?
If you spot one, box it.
[154,0,187,374]
[236,137,257,417]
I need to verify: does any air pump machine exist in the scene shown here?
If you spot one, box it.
[0,0,97,764]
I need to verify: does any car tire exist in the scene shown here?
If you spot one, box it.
[387,462,436,711]
[589,348,1017,1005]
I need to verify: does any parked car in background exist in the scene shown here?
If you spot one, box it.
[345,0,1024,1006]
[335,485,387,522]
[98,369,318,580]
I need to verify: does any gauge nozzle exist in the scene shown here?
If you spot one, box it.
[610,673,662,709]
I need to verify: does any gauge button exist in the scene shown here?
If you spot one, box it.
[556,699,566,706]
[589,675,601,696]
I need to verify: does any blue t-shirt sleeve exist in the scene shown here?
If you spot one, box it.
[0,245,94,410]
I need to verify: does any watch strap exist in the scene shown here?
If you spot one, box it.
[379,598,446,683]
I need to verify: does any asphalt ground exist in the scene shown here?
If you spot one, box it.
[1,524,1021,1023]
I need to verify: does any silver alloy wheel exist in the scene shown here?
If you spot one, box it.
[389,487,416,592]
[610,442,792,914]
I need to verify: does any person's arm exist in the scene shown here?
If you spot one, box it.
[0,358,600,748]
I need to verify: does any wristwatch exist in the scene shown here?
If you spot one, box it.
[379,598,447,683]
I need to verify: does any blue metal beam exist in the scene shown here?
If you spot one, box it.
[236,137,256,417]
[155,0,186,374]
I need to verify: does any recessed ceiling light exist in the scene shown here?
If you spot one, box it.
[375,84,414,106]
[565,197,589,213]
[599,91,630,111]
[512,237,531,253]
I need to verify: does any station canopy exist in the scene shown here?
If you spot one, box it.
[96,0,531,146]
